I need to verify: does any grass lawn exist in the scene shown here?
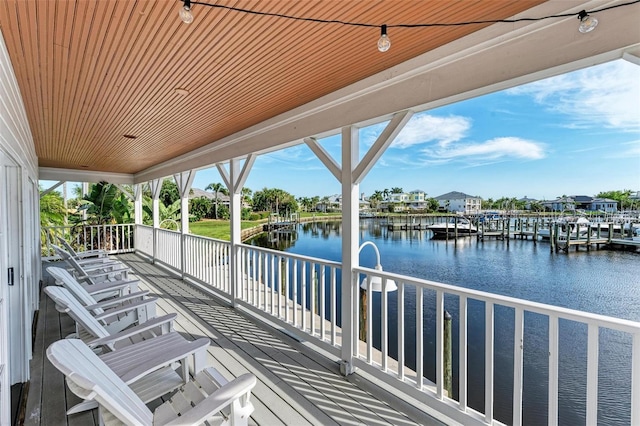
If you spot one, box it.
[189,213,342,241]
[189,219,264,241]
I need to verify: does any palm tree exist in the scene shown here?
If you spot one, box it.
[391,187,403,194]
[205,182,229,219]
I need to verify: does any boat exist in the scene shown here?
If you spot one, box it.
[538,215,593,240]
[428,216,477,237]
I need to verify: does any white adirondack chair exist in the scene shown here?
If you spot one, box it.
[44,286,211,414]
[47,339,256,426]
[53,244,132,284]
[52,242,120,268]
[47,261,138,302]
[47,266,156,334]
[57,236,108,260]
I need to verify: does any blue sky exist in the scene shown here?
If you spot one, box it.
[192,59,640,201]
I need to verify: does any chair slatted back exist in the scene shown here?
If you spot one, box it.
[43,286,110,341]
[46,267,103,314]
[47,339,153,425]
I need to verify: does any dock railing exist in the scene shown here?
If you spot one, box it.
[48,224,640,425]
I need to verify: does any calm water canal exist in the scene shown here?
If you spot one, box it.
[249,219,639,425]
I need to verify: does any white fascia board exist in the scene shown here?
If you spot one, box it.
[38,167,134,184]
[134,1,640,184]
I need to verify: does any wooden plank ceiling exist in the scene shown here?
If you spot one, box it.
[0,0,545,175]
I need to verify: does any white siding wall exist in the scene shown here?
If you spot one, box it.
[0,27,40,420]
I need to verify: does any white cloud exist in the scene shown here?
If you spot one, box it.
[392,113,471,148]
[507,60,640,131]
[422,137,546,164]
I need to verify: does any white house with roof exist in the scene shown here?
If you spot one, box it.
[434,191,482,214]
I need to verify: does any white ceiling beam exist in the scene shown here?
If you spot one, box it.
[39,167,134,184]
[353,110,413,184]
[304,137,342,182]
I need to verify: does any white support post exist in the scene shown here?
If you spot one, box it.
[227,155,254,307]
[133,184,143,225]
[149,179,162,263]
[340,125,359,376]
[174,171,195,278]
[82,182,89,222]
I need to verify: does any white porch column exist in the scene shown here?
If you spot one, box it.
[219,155,255,307]
[133,184,143,225]
[340,125,359,375]
[304,111,413,376]
[149,179,162,263]
[174,171,195,278]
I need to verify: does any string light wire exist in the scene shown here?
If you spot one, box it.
[185,0,639,29]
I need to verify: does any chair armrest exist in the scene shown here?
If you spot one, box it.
[163,374,257,426]
[87,314,177,348]
[86,290,150,310]
[77,262,127,273]
[81,279,139,296]
[93,296,157,320]
[77,265,131,281]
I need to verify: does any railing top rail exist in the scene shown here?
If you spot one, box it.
[184,233,230,245]
[239,243,342,268]
[155,227,181,236]
[354,265,640,333]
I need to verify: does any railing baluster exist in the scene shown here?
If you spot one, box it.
[320,265,326,341]
[301,261,307,329]
[292,259,298,326]
[270,254,275,315]
[416,287,423,390]
[330,266,336,346]
[586,323,599,424]
[381,277,389,372]
[459,295,468,412]
[310,265,316,337]
[397,281,405,381]
[284,258,290,322]
[513,307,524,426]
[485,301,494,423]
[366,274,373,363]
[632,332,640,426]
[548,314,559,426]
[436,290,444,399]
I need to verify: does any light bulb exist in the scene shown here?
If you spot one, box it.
[577,10,598,33]
[377,24,390,52]
[179,1,193,24]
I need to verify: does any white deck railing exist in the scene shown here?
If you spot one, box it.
[50,224,640,425]
[41,224,135,259]
[155,228,182,271]
[184,234,231,295]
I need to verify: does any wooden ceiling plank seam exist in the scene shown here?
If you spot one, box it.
[65,0,102,167]
[77,1,161,149]
[36,0,51,150]
[26,0,47,156]
[51,0,69,159]
[119,0,330,145]
[96,2,251,147]
[74,3,133,161]
[97,4,195,141]
[79,0,144,144]
[84,2,175,148]
[57,0,85,162]
[70,0,123,158]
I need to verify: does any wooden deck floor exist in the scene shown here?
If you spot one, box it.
[25,253,446,426]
